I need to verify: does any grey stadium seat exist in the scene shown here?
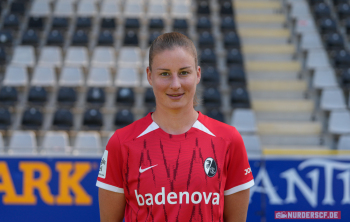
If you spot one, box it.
[31,66,56,88]
[337,135,350,150]
[59,67,84,87]
[241,134,261,151]
[8,131,37,155]
[30,0,51,17]
[74,131,102,155]
[320,88,346,111]
[87,67,112,87]
[115,67,140,87]
[328,110,350,135]
[313,68,338,89]
[38,46,63,68]
[10,46,35,68]
[91,47,115,68]
[3,66,28,87]
[231,109,257,134]
[41,131,70,155]
[64,47,88,68]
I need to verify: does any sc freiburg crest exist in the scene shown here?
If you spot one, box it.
[204,157,217,177]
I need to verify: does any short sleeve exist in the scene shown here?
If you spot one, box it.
[224,128,254,195]
[96,132,124,193]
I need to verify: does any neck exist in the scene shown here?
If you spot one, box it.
[152,106,198,135]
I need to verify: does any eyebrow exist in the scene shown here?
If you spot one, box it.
[157,66,192,71]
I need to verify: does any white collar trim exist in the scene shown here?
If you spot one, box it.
[137,120,216,138]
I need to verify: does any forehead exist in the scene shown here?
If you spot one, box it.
[152,47,196,67]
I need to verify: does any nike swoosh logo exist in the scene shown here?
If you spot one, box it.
[139,164,158,173]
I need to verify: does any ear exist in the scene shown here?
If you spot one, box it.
[196,66,201,84]
[146,66,152,86]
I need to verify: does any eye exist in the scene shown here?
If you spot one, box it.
[180,71,189,75]
[160,72,169,76]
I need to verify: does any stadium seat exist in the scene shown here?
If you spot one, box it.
[0,30,13,46]
[148,3,166,18]
[123,30,139,46]
[87,67,112,88]
[100,18,116,29]
[226,48,244,65]
[28,17,45,30]
[10,1,26,14]
[30,0,51,17]
[220,1,233,16]
[0,86,18,106]
[300,32,323,51]
[337,135,350,150]
[324,32,344,50]
[197,1,210,15]
[329,110,350,134]
[52,17,69,29]
[333,49,350,68]
[59,67,84,87]
[306,49,331,70]
[201,66,220,87]
[149,18,164,30]
[27,86,48,105]
[340,68,350,89]
[200,48,217,65]
[21,29,39,46]
[8,131,37,154]
[231,109,257,133]
[318,17,337,34]
[83,108,103,129]
[171,2,191,19]
[91,47,115,68]
[31,66,56,88]
[47,29,64,45]
[76,17,92,29]
[114,109,134,128]
[148,31,161,45]
[313,68,337,89]
[206,109,225,122]
[74,131,102,155]
[295,17,317,36]
[118,47,142,67]
[115,67,140,87]
[202,87,221,108]
[0,47,6,65]
[241,135,261,151]
[54,0,74,17]
[197,16,212,30]
[198,31,214,48]
[22,107,43,129]
[53,108,73,129]
[10,46,35,68]
[87,87,106,105]
[124,1,144,18]
[231,87,250,108]
[221,16,236,32]
[0,132,4,153]
[98,30,114,46]
[64,47,88,68]
[0,108,12,129]
[144,88,156,107]
[38,46,62,67]
[101,1,121,17]
[57,87,77,106]
[228,65,246,86]
[41,131,70,155]
[77,1,96,17]
[124,18,140,29]
[72,30,89,46]
[116,88,135,106]
[173,19,188,30]
[224,31,240,48]
[320,88,346,111]
[313,2,332,19]
[3,14,20,29]
[3,66,28,87]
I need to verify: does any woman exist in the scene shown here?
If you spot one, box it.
[96,32,254,222]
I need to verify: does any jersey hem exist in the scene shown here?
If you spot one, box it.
[224,179,254,196]
[96,181,124,193]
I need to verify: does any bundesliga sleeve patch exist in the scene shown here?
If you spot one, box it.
[98,150,108,178]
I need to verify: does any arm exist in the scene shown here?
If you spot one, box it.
[223,188,250,222]
[99,188,126,222]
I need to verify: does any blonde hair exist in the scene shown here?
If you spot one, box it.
[149,32,200,106]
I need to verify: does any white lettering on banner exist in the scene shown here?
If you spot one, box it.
[134,188,220,206]
[250,158,350,207]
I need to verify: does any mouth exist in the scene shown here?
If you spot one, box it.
[167,93,184,99]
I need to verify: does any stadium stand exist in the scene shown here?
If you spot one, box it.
[0,0,348,156]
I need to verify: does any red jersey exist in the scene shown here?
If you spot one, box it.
[96,112,254,222]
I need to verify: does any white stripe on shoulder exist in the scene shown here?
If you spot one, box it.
[192,120,216,137]
[224,179,254,196]
[137,121,159,138]
[96,181,124,193]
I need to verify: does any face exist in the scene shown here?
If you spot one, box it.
[147,47,201,111]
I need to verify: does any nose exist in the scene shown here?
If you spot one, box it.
[170,73,181,90]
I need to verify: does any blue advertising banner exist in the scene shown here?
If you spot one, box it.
[0,156,349,222]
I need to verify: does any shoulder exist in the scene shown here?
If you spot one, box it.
[111,113,153,144]
[199,112,240,141]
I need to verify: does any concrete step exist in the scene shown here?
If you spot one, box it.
[255,112,313,121]
[252,100,314,112]
[238,28,290,38]
[247,71,300,80]
[236,14,285,23]
[234,1,281,11]
[258,121,322,135]
[260,135,322,146]
[248,80,307,91]
[250,91,305,100]
[243,44,295,54]
[246,61,300,72]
